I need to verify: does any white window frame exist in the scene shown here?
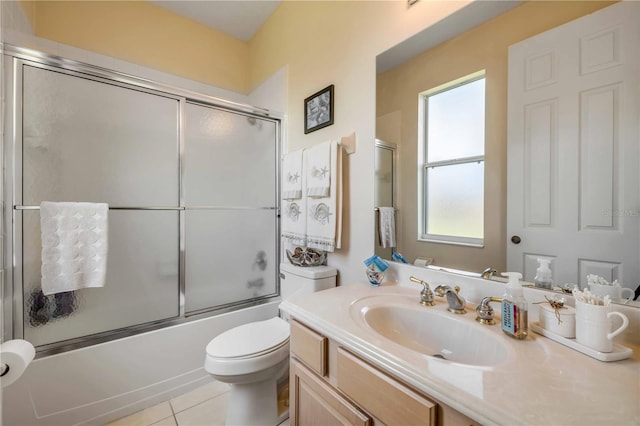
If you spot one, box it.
[417,71,485,247]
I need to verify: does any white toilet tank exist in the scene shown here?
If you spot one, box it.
[279,262,337,300]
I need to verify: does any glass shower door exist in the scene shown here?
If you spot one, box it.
[9,52,281,353]
[183,103,278,314]
[19,63,181,347]
[374,141,396,260]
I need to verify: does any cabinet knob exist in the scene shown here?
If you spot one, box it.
[511,235,521,244]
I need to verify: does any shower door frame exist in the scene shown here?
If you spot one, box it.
[2,45,283,356]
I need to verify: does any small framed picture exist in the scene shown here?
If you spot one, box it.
[304,84,334,134]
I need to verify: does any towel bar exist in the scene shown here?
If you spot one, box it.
[14,206,278,211]
[14,205,185,210]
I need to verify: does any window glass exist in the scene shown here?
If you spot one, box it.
[426,162,484,239]
[421,75,485,244]
[427,78,485,162]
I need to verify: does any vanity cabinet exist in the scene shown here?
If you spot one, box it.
[291,359,372,425]
[289,319,480,426]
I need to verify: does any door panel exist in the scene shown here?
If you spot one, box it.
[184,209,277,313]
[184,102,277,207]
[507,2,640,288]
[22,210,179,347]
[22,64,180,206]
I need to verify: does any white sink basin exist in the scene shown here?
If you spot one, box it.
[350,295,510,367]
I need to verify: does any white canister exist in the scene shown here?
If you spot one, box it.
[575,301,629,353]
[538,304,576,338]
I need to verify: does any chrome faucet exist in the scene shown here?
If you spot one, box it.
[475,296,504,325]
[481,267,497,280]
[410,276,434,306]
[434,285,466,314]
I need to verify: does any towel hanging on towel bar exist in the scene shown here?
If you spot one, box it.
[376,207,396,248]
[40,202,109,295]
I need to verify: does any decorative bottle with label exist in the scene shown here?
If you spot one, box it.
[501,272,528,339]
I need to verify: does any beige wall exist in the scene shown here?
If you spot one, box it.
[23,1,250,93]
[21,0,604,283]
[376,1,614,274]
[249,1,483,282]
[15,0,477,284]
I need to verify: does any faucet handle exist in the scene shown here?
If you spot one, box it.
[475,296,504,325]
[409,276,425,285]
[481,267,497,280]
[410,276,434,306]
[433,284,447,297]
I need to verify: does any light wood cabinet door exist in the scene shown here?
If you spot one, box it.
[438,404,482,426]
[337,348,437,426]
[290,320,328,376]
[290,358,371,426]
[288,319,483,426]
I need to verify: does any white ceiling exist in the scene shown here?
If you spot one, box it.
[377,1,522,73]
[148,0,281,41]
[150,1,522,68]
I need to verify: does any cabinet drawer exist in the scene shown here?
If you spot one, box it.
[291,359,371,426]
[337,348,437,426]
[290,320,328,376]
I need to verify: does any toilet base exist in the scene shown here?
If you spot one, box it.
[226,378,278,426]
[209,356,289,426]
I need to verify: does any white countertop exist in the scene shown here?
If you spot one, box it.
[280,282,640,426]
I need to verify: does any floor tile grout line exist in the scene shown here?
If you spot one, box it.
[148,413,176,426]
[168,397,177,426]
[105,383,229,426]
[173,390,230,418]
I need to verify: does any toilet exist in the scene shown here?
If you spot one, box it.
[204,263,337,426]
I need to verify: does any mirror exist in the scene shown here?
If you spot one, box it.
[375,0,640,306]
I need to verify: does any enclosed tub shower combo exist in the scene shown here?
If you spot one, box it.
[1,45,282,424]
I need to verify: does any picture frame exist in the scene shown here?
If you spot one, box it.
[304,84,334,134]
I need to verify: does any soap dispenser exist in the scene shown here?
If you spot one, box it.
[501,272,528,339]
[534,258,554,289]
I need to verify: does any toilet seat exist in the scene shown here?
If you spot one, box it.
[205,317,290,377]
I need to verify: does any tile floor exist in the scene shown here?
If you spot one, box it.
[104,380,291,426]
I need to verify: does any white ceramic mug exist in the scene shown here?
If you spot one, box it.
[589,282,635,302]
[575,301,628,352]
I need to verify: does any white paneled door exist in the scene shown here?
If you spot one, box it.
[507,2,640,289]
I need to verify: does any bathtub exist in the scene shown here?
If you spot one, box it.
[2,301,280,425]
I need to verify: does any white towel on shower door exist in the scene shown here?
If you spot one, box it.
[40,202,109,295]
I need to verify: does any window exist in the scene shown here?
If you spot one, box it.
[419,72,485,246]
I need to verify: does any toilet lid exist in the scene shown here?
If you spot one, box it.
[206,317,290,359]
